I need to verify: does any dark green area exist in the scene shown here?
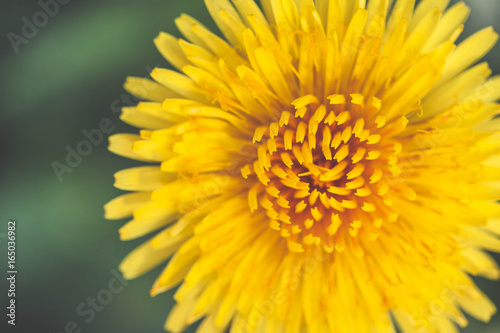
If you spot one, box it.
[0,1,499,332]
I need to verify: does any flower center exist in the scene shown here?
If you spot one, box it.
[242,93,403,254]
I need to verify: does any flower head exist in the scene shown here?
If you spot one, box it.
[106,0,500,332]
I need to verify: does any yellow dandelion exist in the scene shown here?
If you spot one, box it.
[105,0,500,332]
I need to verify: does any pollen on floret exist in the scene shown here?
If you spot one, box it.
[243,91,410,252]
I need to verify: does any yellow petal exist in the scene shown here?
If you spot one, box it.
[104,191,151,220]
[123,77,179,102]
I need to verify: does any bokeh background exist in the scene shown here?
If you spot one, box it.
[0,0,500,332]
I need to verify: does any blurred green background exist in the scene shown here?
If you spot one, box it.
[0,0,499,332]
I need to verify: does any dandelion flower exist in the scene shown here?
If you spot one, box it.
[105,0,500,332]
